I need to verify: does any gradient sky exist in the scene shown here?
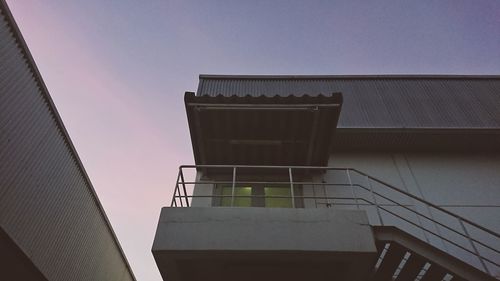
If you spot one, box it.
[5,0,500,280]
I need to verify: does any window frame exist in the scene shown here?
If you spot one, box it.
[210,173,304,208]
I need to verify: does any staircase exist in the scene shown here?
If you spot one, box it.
[372,226,496,281]
[343,168,500,281]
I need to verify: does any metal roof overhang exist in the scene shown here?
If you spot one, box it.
[185,92,343,171]
[332,128,500,152]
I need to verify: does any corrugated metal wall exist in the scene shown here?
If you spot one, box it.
[0,2,135,281]
[197,75,500,129]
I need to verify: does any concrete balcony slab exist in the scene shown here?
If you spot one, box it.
[152,207,378,281]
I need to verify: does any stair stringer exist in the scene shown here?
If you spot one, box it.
[372,226,497,281]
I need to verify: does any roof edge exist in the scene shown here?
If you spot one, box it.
[199,74,500,80]
[333,128,500,152]
[336,127,500,134]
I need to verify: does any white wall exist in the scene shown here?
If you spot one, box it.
[327,152,500,231]
[327,151,500,273]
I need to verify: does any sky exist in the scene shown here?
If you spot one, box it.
[5,0,500,280]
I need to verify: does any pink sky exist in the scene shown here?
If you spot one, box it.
[5,1,499,280]
[6,2,193,280]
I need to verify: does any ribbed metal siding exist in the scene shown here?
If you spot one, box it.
[0,4,134,281]
[197,76,500,128]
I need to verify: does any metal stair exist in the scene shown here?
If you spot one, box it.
[372,226,497,281]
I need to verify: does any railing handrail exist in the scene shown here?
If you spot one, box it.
[351,168,500,239]
[177,164,500,239]
[173,164,500,275]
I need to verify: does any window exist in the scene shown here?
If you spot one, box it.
[214,184,301,208]
[264,186,293,208]
[220,186,252,207]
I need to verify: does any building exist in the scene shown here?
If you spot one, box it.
[0,1,135,280]
[153,75,500,280]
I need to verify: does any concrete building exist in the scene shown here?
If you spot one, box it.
[153,75,500,280]
[0,1,135,280]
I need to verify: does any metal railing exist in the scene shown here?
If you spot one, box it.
[171,165,500,277]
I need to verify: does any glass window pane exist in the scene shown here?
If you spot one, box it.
[265,187,292,208]
[221,186,252,207]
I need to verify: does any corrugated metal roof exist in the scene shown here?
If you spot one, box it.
[0,1,136,280]
[197,75,500,129]
[184,92,342,166]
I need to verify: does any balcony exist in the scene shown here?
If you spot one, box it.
[152,165,500,281]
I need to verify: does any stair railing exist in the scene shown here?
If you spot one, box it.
[170,165,500,277]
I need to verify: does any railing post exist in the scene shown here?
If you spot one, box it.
[175,170,183,207]
[346,169,359,210]
[289,168,296,208]
[312,181,319,208]
[177,183,183,207]
[179,167,190,207]
[231,167,237,207]
[171,183,178,207]
[324,168,332,207]
[458,219,490,274]
[365,175,384,225]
